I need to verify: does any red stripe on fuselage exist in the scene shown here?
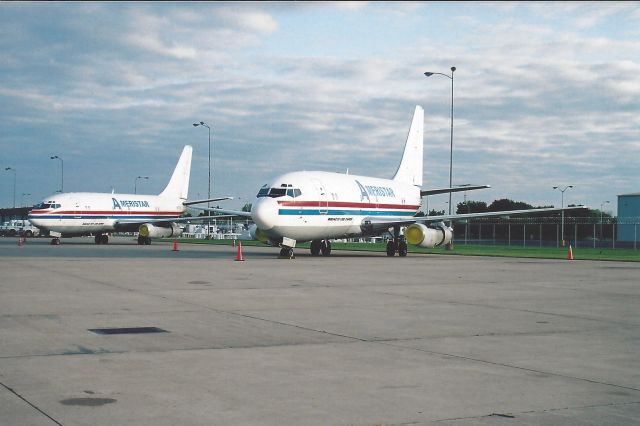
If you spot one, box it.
[29,210,182,216]
[277,201,420,210]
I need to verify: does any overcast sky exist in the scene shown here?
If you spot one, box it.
[1,2,638,215]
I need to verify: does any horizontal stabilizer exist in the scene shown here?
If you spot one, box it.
[420,185,490,197]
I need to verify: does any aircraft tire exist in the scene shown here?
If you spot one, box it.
[386,240,397,257]
[398,241,408,257]
[310,240,321,256]
[321,240,331,256]
[144,237,151,245]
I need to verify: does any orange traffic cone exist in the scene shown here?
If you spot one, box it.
[235,241,244,261]
[567,244,573,261]
[172,240,179,252]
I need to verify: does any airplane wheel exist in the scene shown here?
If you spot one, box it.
[144,237,151,245]
[51,238,60,245]
[386,240,397,256]
[95,235,101,244]
[310,240,321,256]
[137,236,145,245]
[320,240,331,256]
[398,241,408,257]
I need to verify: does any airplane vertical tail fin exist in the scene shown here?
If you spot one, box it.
[393,105,424,187]
[160,145,192,200]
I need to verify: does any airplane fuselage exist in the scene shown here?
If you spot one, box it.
[29,192,185,236]
[251,171,421,243]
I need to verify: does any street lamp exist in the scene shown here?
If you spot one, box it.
[4,167,16,208]
[50,155,64,193]
[193,121,212,238]
[600,200,610,239]
[21,193,31,207]
[134,176,149,194]
[424,67,456,217]
[553,185,573,246]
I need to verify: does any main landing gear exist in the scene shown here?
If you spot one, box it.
[50,237,60,245]
[386,226,408,257]
[137,236,151,245]
[310,240,331,256]
[94,234,109,244]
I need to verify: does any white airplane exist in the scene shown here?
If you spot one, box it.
[29,145,229,245]
[202,105,585,258]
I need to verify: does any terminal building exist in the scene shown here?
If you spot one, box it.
[617,193,640,243]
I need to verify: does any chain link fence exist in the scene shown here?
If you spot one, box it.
[452,217,639,250]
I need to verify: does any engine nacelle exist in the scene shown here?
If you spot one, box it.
[249,224,269,244]
[405,223,453,248]
[138,223,182,239]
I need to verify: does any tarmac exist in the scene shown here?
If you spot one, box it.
[1,236,639,425]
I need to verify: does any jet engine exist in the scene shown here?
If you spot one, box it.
[404,222,453,248]
[249,224,269,244]
[138,223,182,239]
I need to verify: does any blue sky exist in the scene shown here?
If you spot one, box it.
[1,2,638,215]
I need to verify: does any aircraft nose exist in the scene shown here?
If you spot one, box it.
[251,197,278,230]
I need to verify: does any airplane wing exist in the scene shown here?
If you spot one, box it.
[361,205,588,230]
[115,215,237,226]
[188,206,253,217]
[420,185,490,197]
[183,196,233,206]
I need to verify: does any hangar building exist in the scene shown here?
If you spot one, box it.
[617,193,640,243]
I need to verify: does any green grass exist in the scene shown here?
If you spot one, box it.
[164,238,640,262]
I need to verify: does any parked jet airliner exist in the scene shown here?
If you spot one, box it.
[203,106,585,258]
[29,145,229,245]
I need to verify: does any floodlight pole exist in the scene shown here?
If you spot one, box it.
[193,121,212,238]
[600,200,610,239]
[4,167,16,208]
[553,185,573,247]
[50,156,64,193]
[134,176,149,194]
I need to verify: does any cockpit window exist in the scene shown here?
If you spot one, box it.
[268,188,287,197]
[33,203,60,209]
[257,187,302,198]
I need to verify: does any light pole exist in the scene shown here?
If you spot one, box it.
[553,185,573,246]
[425,67,456,248]
[21,193,31,207]
[134,176,149,194]
[600,200,610,239]
[4,167,16,208]
[50,156,64,193]
[193,121,212,238]
[424,67,456,215]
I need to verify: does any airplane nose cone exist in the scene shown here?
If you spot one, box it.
[252,197,278,230]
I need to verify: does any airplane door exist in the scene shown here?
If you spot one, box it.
[311,178,328,214]
[73,201,81,219]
